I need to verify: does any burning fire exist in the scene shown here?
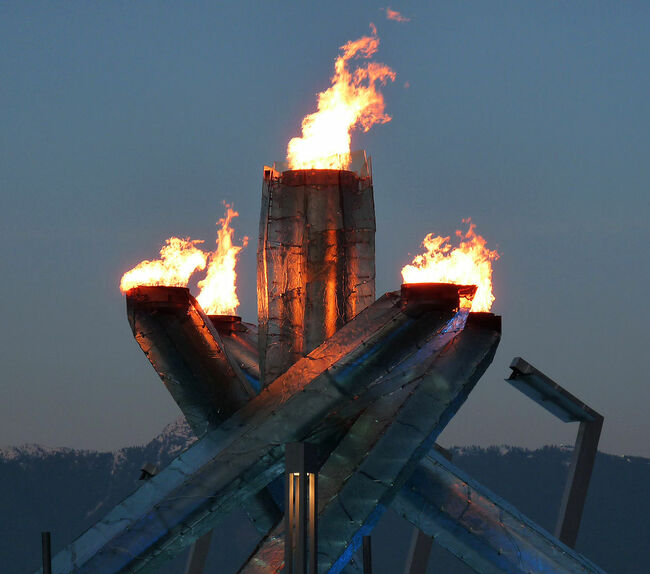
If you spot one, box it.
[196,206,248,316]
[401,220,499,312]
[120,205,247,316]
[119,238,207,292]
[287,24,396,170]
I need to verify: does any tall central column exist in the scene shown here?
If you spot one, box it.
[257,153,376,385]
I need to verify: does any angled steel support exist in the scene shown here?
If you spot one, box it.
[239,306,499,574]
[506,357,604,548]
[402,446,452,574]
[183,532,212,574]
[45,285,462,574]
[285,443,321,574]
[393,449,608,574]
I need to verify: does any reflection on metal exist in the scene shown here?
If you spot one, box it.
[393,449,607,574]
[239,304,498,574]
[41,155,608,574]
[126,286,257,437]
[285,443,321,574]
[403,445,452,574]
[47,285,464,574]
[319,311,500,573]
[258,156,375,385]
[507,357,604,548]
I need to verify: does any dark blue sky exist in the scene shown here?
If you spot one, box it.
[2,2,648,455]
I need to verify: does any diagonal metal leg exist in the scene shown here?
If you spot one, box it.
[183,531,212,574]
[403,529,433,574]
[554,416,604,548]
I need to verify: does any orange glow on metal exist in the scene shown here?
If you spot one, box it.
[286,24,395,170]
[401,220,499,312]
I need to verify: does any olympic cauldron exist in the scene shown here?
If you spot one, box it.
[43,153,607,574]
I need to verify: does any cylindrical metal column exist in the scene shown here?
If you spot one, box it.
[42,532,52,574]
[258,156,375,385]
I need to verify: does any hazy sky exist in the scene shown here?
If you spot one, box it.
[2,2,648,456]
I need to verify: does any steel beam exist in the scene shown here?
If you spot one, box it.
[45,285,461,574]
[506,357,604,548]
[258,158,375,385]
[126,286,257,437]
[392,449,608,574]
[238,307,498,574]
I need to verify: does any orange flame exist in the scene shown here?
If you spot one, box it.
[287,24,396,170]
[401,220,499,312]
[196,205,248,315]
[385,7,410,23]
[119,237,207,292]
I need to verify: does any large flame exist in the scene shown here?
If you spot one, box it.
[401,220,499,312]
[196,206,248,315]
[287,24,396,170]
[119,205,247,316]
[119,237,207,292]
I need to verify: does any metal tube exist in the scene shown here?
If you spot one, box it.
[258,161,375,386]
[42,532,51,574]
[362,536,372,574]
[393,449,608,574]
[555,416,604,548]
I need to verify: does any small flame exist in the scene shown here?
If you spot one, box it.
[119,205,247,316]
[119,237,207,292]
[401,220,499,312]
[385,7,410,23]
[287,24,396,170]
[196,205,248,316]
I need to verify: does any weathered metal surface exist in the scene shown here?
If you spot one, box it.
[555,418,603,548]
[238,301,488,574]
[257,158,375,385]
[315,311,500,573]
[126,286,256,436]
[506,356,604,549]
[393,449,608,574]
[46,285,459,574]
[402,529,433,574]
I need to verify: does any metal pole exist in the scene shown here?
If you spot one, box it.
[555,416,604,547]
[41,532,51,574]
[403,529,433,574]
[362,536,372,574]
[183,531,212,574]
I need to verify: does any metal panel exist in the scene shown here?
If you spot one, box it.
[506,356,604,548]
[238,306,498,574]
[258,161,376,385]
[393,449,608,574]
[506,357,599,423]
[126,286,256,437]
[45,284,460,574]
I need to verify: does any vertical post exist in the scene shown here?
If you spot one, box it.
[41,532,51,574]
[285,443,320,574]
[403,529,433,574]
[183,531,213,574]
[554,416,604,547]
[362,535,373,574]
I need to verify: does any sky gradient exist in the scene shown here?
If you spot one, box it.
[2,2,649,455]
